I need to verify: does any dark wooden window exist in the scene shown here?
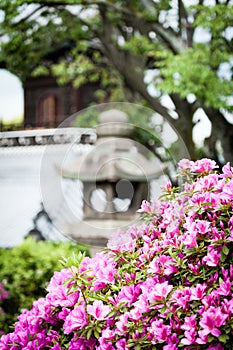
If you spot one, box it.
[38,94,57,127]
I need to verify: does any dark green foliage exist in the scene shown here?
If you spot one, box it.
[0,237,89,334]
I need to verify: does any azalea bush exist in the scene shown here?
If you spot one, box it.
[1,158,233,349]
[0,238,89,334]
[0,283,8,334]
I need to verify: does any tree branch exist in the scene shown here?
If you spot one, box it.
[13,4,44,26]
[97,8,174,124]
[178,0,194,47]
[0,4,44,37]
[204,107,233,163]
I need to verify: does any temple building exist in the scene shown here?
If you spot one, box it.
[23,76,99,128]
[22,40,100,128]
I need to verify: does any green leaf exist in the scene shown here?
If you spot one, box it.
[222,246,229,256]
[220,251,227,262]
[94,328,100,338]
[219,334,229,343]
[86,328,92,340]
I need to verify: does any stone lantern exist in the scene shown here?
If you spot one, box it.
[61,109,165,247]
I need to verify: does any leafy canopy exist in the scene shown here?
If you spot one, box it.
[0,0,233,163]
[0,0,232,111]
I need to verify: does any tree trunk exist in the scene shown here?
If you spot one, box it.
[204,108,233,165]
[170,94,198,161]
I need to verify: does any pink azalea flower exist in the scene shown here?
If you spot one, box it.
[164,181,172,191]
[191,192,220,209]
[195,174,219,191]
[69,337,96,350]
[46,268,79,307]
[170,288,192,311]
[221,162,233,178]
[129,306,143,321]
[199,307,228,337]
[148,258,160,274]
[50,344,62,350]
[58,307,69,321]
[137,199,152,213]
[181,328,197,346]
[188,262,200,274]
[207,345,224,350]
[181,315,197,331]
[107,229,136,252]
[96,341,115,350]
[201,293,217,310]
[63,304,88,334]
[115,313,129,333]
[127,225,144,240]
[182,232,198,248]
[115,338,127,350]
[196,329,209,344]
[159,203,177,229]
[149,281,173,302]
[221,299,233,316]
[47,284,80,307]
[191,158,218,173]
[217,278,232,296]
[202,249,220,267]
[101,327,115,341]
[149,318,171,343]
[163,334,179,350]
[178,158,193,170]
[117,284,141,307]
[148,255,177,276]
[132,294,150,315]
[195,220,210,235]
[46,268,73,292]
[181,315,197,345]
[190,284,207,300]
[81,252,117,290]
[87,300,111,320]
[210,226,226,241]
[221,179,233,201]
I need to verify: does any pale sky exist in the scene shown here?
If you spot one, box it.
[0,69,24,122]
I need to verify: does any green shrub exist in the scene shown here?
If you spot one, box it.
[0,237,89,334]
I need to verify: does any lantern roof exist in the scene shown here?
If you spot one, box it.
[61,109,166,182]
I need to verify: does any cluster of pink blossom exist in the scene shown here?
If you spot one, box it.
[0,158,233,349]
[0,283,8,301]
[0,283,8,336]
